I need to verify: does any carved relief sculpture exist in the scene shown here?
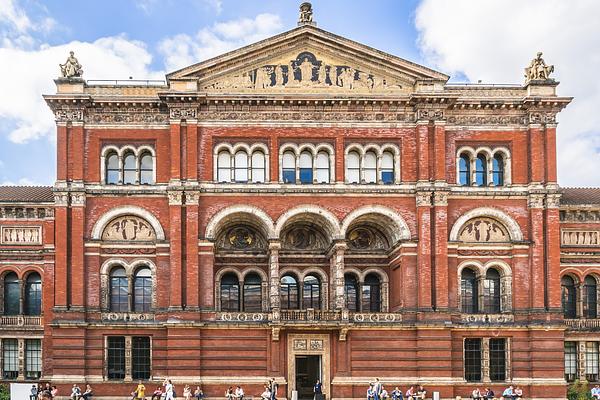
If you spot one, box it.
[562,230,600,246]
[0,226,42,245]
[101,216,156,241]
[524,52,554,83]
[59,51,83,78]
[298,2,314,25]
[458,218,510,243]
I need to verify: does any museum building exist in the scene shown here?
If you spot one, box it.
[1,3,599,399]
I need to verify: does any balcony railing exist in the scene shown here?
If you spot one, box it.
[280,309,341,322]
[0,315,42,327]
[215,310,403,324]
[565,319,600,330]
[461,313,514,324]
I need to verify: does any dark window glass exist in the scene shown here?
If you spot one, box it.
[584,276,598,319]
[282,152,296,184]
[562,276,577,318]
[344,274,359,312]
[381,152,394,184]
[133,268,152,313]
[461,268,479,314]
[489,338,506,381]
[299,151,313,184]
[565,341,578,382]
[25,339,41,380]
[132,336,151,380]
[362,274,381,312]
[243,273,262,312]
[464,338,482,382]
[475,154,487,186]
[280,275,299,310]
[459,154,470,186]
[24,273,42,316]
[492,154,504,186]
[123,153,137,184]
[110,267,129,312]
[587,342,599,382]
[140,153,154,185]
[302,275,321,310]
[106,153,119,184]
[2,338,18,379]
[107,336,126,380]
[220,273,240,312]
[3,272,20,315]
[483,269,501,313]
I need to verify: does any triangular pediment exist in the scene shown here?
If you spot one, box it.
[167,25,448,95]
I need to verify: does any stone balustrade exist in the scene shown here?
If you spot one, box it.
[565,318,600,330]
[0,315,43,327]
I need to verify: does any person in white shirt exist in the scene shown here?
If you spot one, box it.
[261,386,271,400]
[471,388,481,400]
[235,386,244,400]
[163,379,174,400]
[592,385,600,399]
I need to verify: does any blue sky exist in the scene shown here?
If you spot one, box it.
[0,0,599,186]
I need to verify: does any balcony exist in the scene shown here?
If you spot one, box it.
[215,310,403,324]
[0,315,43,328]
[565,319,600,331]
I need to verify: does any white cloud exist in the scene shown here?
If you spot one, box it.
[0,177,40,186]
[415,0,600,187]
[158,13,283,72]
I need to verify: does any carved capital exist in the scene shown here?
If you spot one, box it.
[54,192,69,206]
[169,106,198,120]
[433,191,448,206]
[528,111,557,125]
[416,108,445,122]
[415,192,432,207]
[70,192,86,206]
[268,240,282,252]
[546,193,561,208]
[167,191,183,205]
[54,108,85,123]
[527,194,545,209]
[185,191,200,205]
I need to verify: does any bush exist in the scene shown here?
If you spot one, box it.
[0,384,9,400]
[567,380,592,400]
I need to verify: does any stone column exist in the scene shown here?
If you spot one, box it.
[331,241,347,311]
[269,241,281,311]
[125,336,133,382]
[17,338,25,381]
[482,338,491,383]
[578,341,587,381]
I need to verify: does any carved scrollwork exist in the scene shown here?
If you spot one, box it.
[416,109,445,121]
[101,215,156,241]
[169,107,198,120]
[458,218,510,243]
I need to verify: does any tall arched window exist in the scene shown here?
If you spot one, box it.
[280,274,299,309]
[459,154,470,186]
[562,276,577,319]
[217,151,232,182]
[346,151,360,183]
[243,273,262,312]
[24,273,42,316]
[234,151,249,183]
[133,267,152,313]
[315,151,330,183]
[381,151,394,184]
[299,151,313,184]
[106,152,120,184]
[475,154,487,186]
[3,272,20,315]
[251,151,266,183]
[139,152,154,185]
[461,268,478,313]
[364,151,377,183]
[362,273,381,312]
[584,275,598,319]
[220,273,240,312]
[282,151,296,183]
[302,275,321,309]
[109,267,129,312]
[492,154,504,186]
[123,152,137,185]
[344,274,360,312]
[483,269,501,313]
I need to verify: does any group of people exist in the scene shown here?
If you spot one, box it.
[143,379,206,400]
[472,386,523,400]
[69,384,94,400]
[260,378,280,400]
[30,383,60,400]
[366,379,426,400]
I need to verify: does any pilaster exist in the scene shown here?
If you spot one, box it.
[168,190,184,310]
[53,192,69,309]
[528,193,546,310]
[69,192,86,308]
[185,191,200,309]
[433,191,449,310]
[269,241,281,311]
[331,241,347,311]
[416,191,433,311]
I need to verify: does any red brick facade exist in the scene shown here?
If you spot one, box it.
[2,20,595,400]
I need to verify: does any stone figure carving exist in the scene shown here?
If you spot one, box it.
[337,67,355,89]
[101,216,156,241]
[562,230,600,246]
[254,67,273,89]
[59,51,83,78]
[289,61,299,84]
[298,58,314,84]
[524,52,554,83]
[0,227,42,244]
[275,65,285,86]
[298,2,314,25]
[458,218,509,243]
[317,63,328,85]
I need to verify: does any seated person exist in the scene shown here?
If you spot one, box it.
[471,388,481,400]
[391,387,403,400]
[194,387,205,400]
[151,386,163,400]
[380,386,389,400]
[405,386,415,400]
[502,386,515,400]
[514,387,522,400]
[483,388,494,400]
[235,386,244,400]
[592,385,600,399]
[416,386,426,400]
[367,384,376,400]
[261,387,271,400]
[81,385,93,400]
[71,384,82,400]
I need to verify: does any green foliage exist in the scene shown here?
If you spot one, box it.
[0,384,9,400]
[567,380,592,400]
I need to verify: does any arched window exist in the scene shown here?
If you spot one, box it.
[234,151,249,183]
[344,274,360,312]
[3,272,20,315]
[302,275,321,309]
[220,273,240,312]
[364,151,377,183]
[362,274,381,312]
[123,152,137,185]
[492,154,504,186]
[346,151,360,183]
[315,151,330,183]
[475,154,487,186]
[459,154,470,186]
[381,151,394,184]
[24,273,42,316]
[461,268,478,313]
[243,273,262,312]
[280,274,299,309]
[217,151,232,182]
[139,152,154,185]
[251,151,266,183]
[109,267,129,312]
[106,152,119,184]
[584,275,598,319]
[562,276,577,319]
[483,269,501,313]
[282,151,296,183]
[299,151,313,184]
[133,267,152,313]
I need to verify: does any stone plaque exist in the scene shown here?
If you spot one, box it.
[0,226,42,245]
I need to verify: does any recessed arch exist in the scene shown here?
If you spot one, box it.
[274,205,341,240]
[91,206,165,241]
[449,207,523,242]
[341,205,411,244]
[205,204,275,240]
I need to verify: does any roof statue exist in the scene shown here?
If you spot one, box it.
[524,52,554,83]
[59,51,83,79]
[298,2,315,26]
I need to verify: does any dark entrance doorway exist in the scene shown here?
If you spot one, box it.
[295,355,321,400]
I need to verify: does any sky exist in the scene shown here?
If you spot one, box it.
[0,0,599,186]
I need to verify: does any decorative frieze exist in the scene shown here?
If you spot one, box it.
[528,111,557,125]
[169,107,198,120]
[101,215,156,241]
[560,210,600,223]
[562,230,600,246]
[0,226,42,245]
[351,313,402,323]
[86,105,167,125]
[446,114,527,126]
[198,110,415,123]
[460,314,514,324]
[216,312,268,322]
[0,207,53,219]
[416,109,445,121]
[54,108,84,122]
[101,313,155,322]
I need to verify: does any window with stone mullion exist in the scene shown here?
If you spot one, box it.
[107,336,126,380]
[132,336,151,380]
[464,338,482,382]
[586,342,600,382]
[489,338,506,381]
[24,339,41,380]
[2,338,19,379]
[565,341,578,382]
